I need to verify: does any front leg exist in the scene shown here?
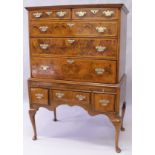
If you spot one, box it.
[107,114,122,153]
[29,108,38,140]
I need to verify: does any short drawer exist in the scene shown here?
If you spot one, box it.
[30,21,118,37]
[72,8,119,20]
[52,90,90,105]
[93,93,115,112]
[29,9,71,20]
[31,58,117,84]
[30,38,118,59]
[30,88,48,105]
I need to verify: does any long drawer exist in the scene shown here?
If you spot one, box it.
[30,38,118,59]
[31,58,117,83]
[30,21,118,37]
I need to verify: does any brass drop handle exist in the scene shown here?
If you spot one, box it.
[96,46,107,52]
[96,26,107,33]
[39,26,48,32]
[55,92,64,98]
[67,59,74,64]
[40,44,49,50]
[76,95,86,101]
[33,12,43,18]
[67,39,75,44]
[99,99,110,106]
[35,93,44,99]
[56,11,66,17]
[102,10,114,17]
[67,23,75,27]
[95,68,105,75]
[90,9,99,14]
[40,65,50,71]
[76,11,87,17]
[45,11,52,16]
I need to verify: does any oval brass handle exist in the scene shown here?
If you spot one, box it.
[99,99,110,106]
[40,65,50,71]
[39,26,48,32]
[33,12,43,18]
[96,26,107,33]
[45,11,52,16]
[67,23,75,27]
[76,11,87,17]
[67,39,75,44]
[90,9,99,14]
[56,11,66,17]
[96,46,106,52]
[40,44,49,50]
[95,68,105,75]
[103,10,114,17]
[76,95,86,101]
[35,93,44,99]
[67,59,74,64]
[55,92,64,98]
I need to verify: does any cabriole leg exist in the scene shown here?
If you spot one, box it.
[29,109,38,140]
[107,114,122,153]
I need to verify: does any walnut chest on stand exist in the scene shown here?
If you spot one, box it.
[26,4,128,153]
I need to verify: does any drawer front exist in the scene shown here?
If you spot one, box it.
[31,58,117,83]
[29,9,71,20]
[72,8,119,20]
[30,21,118,37]
[94,93,115,112]
[52,90,90,105]
[30,38,118,59]
[30,88,48,105]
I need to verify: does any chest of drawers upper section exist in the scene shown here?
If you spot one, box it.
[27,4,127,84]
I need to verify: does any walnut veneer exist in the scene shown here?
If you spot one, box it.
[26,4,128,153]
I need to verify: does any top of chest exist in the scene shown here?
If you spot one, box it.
[26,4,128,21]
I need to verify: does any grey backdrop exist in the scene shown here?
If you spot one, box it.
[23,0,132,105]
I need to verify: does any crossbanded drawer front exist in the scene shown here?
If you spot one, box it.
[93,93,115,112]
[72,8,119,20]
[52,90,90,105]
[29,9,71,20]
[30,38,118,59]
[31,58,117,84]
[30,21,118,37]
[30,88,48,105]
